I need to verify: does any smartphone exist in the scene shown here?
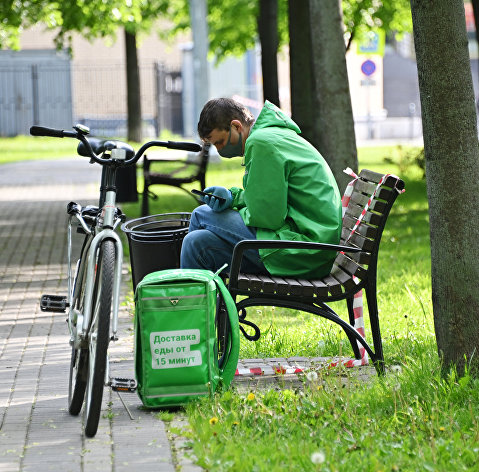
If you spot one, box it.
[191,189,226,203]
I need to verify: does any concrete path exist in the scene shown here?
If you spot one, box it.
[0,159,180,472]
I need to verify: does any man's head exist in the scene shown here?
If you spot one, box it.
[198,98,255,157]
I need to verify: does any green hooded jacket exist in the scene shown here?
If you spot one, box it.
[229,101,342,278]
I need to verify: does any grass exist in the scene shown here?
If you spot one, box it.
[0,135,78,164]
[183,353,479,471]
[5,136,470,470]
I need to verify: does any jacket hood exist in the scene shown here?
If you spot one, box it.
[250,100,301,135]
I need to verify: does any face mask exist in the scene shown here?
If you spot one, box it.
[218,127,243,158]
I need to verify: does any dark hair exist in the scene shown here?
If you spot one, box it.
[197,98,255,139]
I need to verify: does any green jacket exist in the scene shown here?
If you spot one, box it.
[230,101,342,278]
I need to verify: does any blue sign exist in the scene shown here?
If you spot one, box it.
[361,60,376,77]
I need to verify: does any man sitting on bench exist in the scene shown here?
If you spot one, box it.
[180,97,342,279]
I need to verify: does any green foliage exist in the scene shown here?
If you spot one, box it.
[0,0,54,48]
[383,145,425,178]
[1,0,412,63]
[1,0,171,51]
[342,0,413,46]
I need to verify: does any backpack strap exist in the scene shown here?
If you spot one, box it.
[212,273,240,387]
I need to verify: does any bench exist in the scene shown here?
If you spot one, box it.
[141,143,210,216]
[226,169,405,375]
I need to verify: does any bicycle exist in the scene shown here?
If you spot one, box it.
[31,124,201,437]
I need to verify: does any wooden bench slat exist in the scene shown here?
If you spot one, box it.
[331,265,359,291]
[342,215,378,239]
[352,180,394,203]
[257,274,276,292]
[237,273,256,291]
[359,169,388,185]
[310,279,329,297]
[279,278,305,296]
[351,178,377,195]
[341,228,375,252]
[321,274,343,296]
[360,170,403,190]
[350,191,388,213]
[269,276,290,295]
[334,252,367,279]
[344,205,382,226]
[295,279,315,297]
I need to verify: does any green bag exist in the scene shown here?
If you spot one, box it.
[134,268,240,408]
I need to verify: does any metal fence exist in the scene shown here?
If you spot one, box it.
[0,63,73,136]
[0,62,183,138]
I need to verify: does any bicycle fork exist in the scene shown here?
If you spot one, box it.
[68,230,122,347]
[82,229,123,340]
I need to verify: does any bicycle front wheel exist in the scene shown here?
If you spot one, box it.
[68,346,88,415]
[68,246,90,415]
[84,239,115,437]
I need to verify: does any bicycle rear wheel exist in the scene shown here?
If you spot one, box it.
[84,239,115,437]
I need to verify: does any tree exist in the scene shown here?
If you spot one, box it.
[309,0,358,193]
[125,30,142,142]
[410,0,479,376]
[288,0,314,140]
[257,0,280,105]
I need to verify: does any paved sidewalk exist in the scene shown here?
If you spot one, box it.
[0,159,178,472]
[0,158,375,471]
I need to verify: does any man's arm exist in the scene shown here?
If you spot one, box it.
[237,138,288,230]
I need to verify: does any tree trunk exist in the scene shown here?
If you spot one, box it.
[257,0,280,106]
[288,0,314,142]
[410,0,479,376]
[308,0,358,193]
[125,29,142,142]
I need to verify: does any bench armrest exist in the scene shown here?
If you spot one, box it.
[228,239,360,287]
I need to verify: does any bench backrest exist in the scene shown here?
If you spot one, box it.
[332,169,405,286]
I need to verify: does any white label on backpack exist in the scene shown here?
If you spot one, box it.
[150,329,202,369]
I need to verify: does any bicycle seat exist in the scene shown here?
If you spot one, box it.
[77,137,135,159]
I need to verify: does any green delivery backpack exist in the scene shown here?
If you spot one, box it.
[134,268,240,408]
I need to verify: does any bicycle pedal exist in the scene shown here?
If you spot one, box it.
[40,295,69,313]
[111,378,137,393]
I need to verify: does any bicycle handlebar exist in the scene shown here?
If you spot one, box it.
[30,125,77,139]
[29,125,203,166]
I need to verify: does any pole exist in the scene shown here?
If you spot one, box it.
[189,0,209,134]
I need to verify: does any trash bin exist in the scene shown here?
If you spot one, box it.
[121,212,191,290]
[115,165,138,202]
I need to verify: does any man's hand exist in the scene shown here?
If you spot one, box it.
[203,186,233,212]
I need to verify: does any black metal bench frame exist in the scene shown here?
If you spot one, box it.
[226,169,405,375]
[141,143,210,216]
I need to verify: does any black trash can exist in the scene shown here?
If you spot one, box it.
[121,212,191,290]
